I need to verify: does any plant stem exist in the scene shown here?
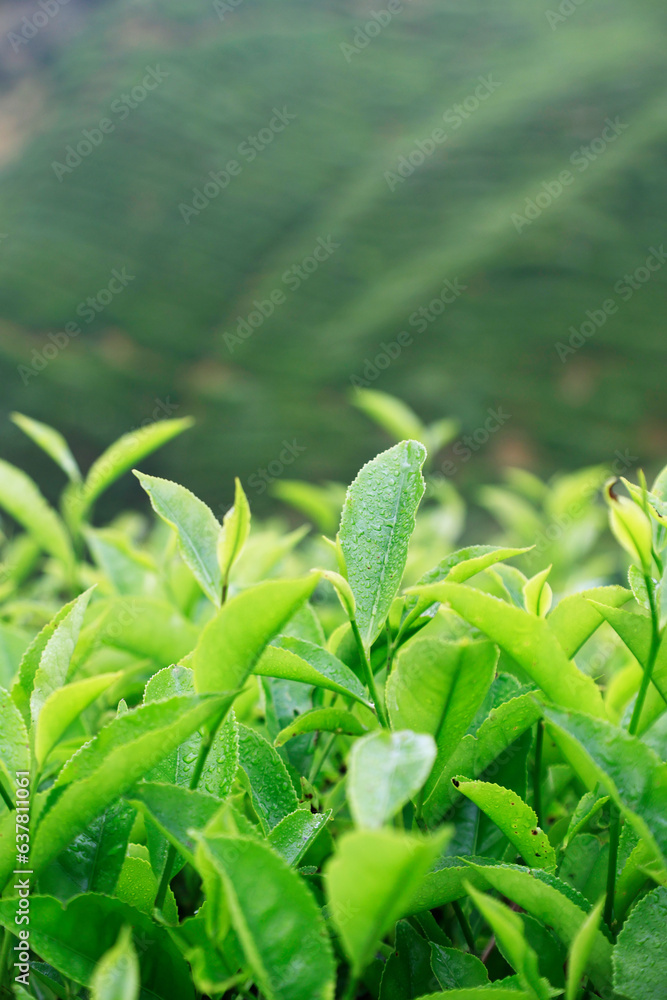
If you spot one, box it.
[533,720,544,828]
[341,974,358,1000]
[604,805,621,932]
[350,618,388,727]
[309,731,337,784]
[628,573,661,736]
[452,900,476,954]
[154,707,227,911]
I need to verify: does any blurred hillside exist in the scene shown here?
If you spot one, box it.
[0,0,665,513]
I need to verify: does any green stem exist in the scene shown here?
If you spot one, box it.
[350,618,388,727]
[533,720,544,829]
[154,707,227,911]
[604,805,621,932]
[0,926,12,994]
[309,731,337,784]
[628,573,661,736]
[452,900,476,954]
[341,974,359,1000]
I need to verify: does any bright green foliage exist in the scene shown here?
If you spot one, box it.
[90,926,140,1000]
[0,419,666,998]
[340,439,426,646]
[455,779,556,871]
[134,470,223,606]
[347,729,436,828]
[197,834,335,1000]
[326,829,448,976]
[386,638,497,797]
[613,886,667,1000]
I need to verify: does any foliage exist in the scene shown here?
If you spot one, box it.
[0,409,666,1000]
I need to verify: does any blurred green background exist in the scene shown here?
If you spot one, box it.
[0,0,665,515]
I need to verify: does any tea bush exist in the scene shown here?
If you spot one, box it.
[0,406,665,1000]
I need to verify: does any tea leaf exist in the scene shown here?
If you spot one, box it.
[340,440,426,646]
[134,470,222,605]
[0,894,193,999]
[11,412,81,483]
[454,779,556,871]
[267,808,332,867]
[408,583,605,719]
[613,886,667,1000]
[194,576,319,694]
[347,729,436,829]
[326,828,448,976]
[90,926,140,1000]
[542,705,667,866]
[0,458,74,572]
[66,417,194,526]
[256,635,369,706]
[197,834,335,1000]
[275,707,370,746]
[386,638,497,797]
[35,671,122,768]
[237,724,299,833]
[30,694,230,876]
[217,476,251,585]
[31,586,95,727]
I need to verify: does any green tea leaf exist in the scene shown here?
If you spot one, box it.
[217,476,251,585]
[256,635,369,706]
[11,412,81,482]
[134,470,222,606]
[429,943,489,990]
[542,705,667,866]
[466,884,550,1000]
[465,862,612,995]
[565,898,604,1000]
[379,919,440,999]
[423,693,542,827]
[65,417,194,526]
[35,671,122,768]
[90,927,141,1000]
[237,724,299,833]
[547,586,632,657]
[90,926,140,1000]
[267,808,331,867]
[408,582,605,718]
[0,894,194,999]
[275,707,370,746]
[129,782,222,868]
[0,687,29,796]
[96,596,199,667]
[352,389,428,445]
[29,694,230,876]
[0,458,74,572]
[325,828,448,976]
[454,778,556,871]
[347,730,436,829]
[194,576,319,694]
[115,853,178,923]
[386,638,497,796]
[197,834,335,1000]
[416,545,532,589]
[31,586,95,727]
[340,440,426,646]
[613,886,667,1000]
